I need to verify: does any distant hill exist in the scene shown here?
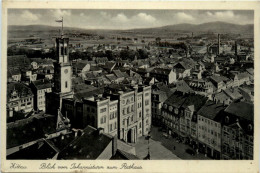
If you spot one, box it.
[8,21,253,36]
[130,21,253,34]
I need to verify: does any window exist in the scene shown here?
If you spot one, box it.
[115,122,117,129]
[91,108,95,113]
[65,81,68,88]
[145,93,149,96]
[110,124,112,131]
[145,100,149,106]
[139,122,142,128]
[100,108,106,113]
[131,115,134,122]
[64,47,67,55]
[139,112,142,118]
[61,46,64,55]
[146,119,148,125]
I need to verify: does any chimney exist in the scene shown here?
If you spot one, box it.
[74,130,78,137]
[235,41,238,56]
[97,127,104,135]
[218,34,220,55]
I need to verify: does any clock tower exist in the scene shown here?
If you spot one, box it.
[46,19,74,116]
[53,37,72,94]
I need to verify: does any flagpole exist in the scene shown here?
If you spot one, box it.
[61,17,64,38]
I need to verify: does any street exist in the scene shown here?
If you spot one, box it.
[134,126,212,160]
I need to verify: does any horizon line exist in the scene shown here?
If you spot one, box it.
[7,21,254,31]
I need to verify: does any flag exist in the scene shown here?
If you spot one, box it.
[55,19,63,23]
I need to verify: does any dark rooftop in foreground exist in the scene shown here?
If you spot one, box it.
[57,126,114,160]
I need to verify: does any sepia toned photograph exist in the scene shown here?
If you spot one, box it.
[2,2,259,172]
[5,8,255,161]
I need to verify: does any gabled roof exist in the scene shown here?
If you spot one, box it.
[210,75,229,83]
[164,91,188,108]
[102,62,116,71]
[197,101,227,121]
[225,101,253,121]
[57,126,113,160]
[73,62,88,70]
[176,80,194,93]
[7,82,33,101]
[7,113,57,149]
[181,94,208,112]
[31,79,52,90]
[223,88,243,100]
[113,70,129,78]
[237,72,250,80]
[246,68,254,75]
[7,140,58,160]
[106,74,117,81]
[150,68,172,75]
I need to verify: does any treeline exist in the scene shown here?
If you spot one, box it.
[156,42,188,50]
[8,46,149,62]
[7,47,55,59]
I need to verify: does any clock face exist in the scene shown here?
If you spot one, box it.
[64,69,68,74]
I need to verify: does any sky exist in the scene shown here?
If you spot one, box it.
[8,9,254,29]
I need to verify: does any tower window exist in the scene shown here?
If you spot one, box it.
[64,47,67,55]
[61,46,64,55]
[65,81,68,88]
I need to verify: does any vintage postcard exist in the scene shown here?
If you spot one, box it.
[1,1,260,173]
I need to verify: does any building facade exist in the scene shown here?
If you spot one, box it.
[46,36,74,115]
[31,79,52,112]
[104,84,152,143]
[7,82,34,116]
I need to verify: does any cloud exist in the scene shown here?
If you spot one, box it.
[20,10,39,21]
[113,13,128,22]
[95,12,158,29]
[214,11,234,18]
[51,9,71,19]
[206,11,236,20]
[135,13,156,23]
[203,10,252,24]
[175,12,195,21]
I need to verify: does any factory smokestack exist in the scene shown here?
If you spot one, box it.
[218,34,220,55]
[235,41,237,56]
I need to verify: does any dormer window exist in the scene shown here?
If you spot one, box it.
[225,116,229,123]
[174,108,179,114]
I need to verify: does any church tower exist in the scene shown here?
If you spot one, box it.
[46,18,74,116]
[53,37,72,94]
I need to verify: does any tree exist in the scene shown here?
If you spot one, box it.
[137,49,148,59]
[105,50,114,61]
[155,37,161,44]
